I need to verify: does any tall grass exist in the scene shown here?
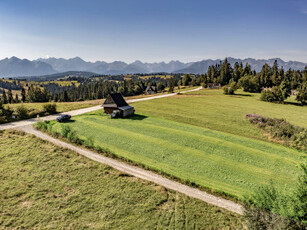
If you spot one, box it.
[0,130,243,229]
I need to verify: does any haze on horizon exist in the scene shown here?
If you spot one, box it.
[0,0,307,63]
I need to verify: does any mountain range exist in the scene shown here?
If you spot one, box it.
[0,56,306,78]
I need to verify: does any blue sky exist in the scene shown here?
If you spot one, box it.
[0,0,307,63]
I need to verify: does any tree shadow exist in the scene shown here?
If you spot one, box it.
[234,93,253,97]
[284,101,304,107]
[56,119,76,123]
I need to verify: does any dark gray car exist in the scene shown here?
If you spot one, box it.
[56,114,71,122]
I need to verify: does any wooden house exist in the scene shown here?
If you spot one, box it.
[145,86,157,95]
[207,83,221,89]
[102,93,134,118]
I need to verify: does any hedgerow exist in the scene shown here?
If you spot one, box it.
[246,114,307,152]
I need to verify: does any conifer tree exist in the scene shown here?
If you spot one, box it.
[2,90,7,104]
[21,88,26,102]
[7,89,13,104]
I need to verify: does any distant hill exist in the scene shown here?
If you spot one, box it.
[35,57,307,74]
[37,57,101,72]
[0,56,306,77]
[23,71,98,81]
[0,57,56,77]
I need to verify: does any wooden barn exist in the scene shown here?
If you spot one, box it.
[207,83,221,89]
[102,93,134,118]
[145,86,157,95]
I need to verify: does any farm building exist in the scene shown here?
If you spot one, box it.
[207,83,221,89]
[102,93,134,118]
[145,86,157,95]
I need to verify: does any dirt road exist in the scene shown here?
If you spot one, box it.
[19,124,244,215]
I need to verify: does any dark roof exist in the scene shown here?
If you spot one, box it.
[109,93,128,107]
[145,86,157,91]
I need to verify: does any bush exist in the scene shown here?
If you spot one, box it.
[85,136,95,147]
[60,125,82,144]
[61,125,72,138]
[15,104,29,120]
[43,103,57,114]
[260,87,284,103]
[35,121,49,130]
[296,82,307,105]
[246,114,307,151]
[292,130,307,152]
[244,165,307,229]
[238,75,261,93]
[223,80,237,95]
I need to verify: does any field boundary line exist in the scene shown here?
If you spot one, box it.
[18,125,244,215]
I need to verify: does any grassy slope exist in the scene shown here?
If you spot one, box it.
[49,111,303,199]
[133,89,307,141]
[0,130,243,229]
[5,99,104,114]
[2,87,196,120]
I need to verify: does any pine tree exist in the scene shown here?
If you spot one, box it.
[21,88,26,102]
[15,94,19,103]
[220,58,232,85]
[7,89,13,104]
[271,60,280,86]
[2,90,7,104]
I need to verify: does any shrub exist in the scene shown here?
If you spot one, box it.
[296,82,307,105]
[85,136,95,147]
[246,114,307,151]
[15,104,29,120]
[35,121,49,130]
[61,125,72,138]
[223,80,237,95]
[260,87,284,103]
[43,103,57,114]
[292,130,307,151]
[60,125,82,144]
[244,165,307,229]
[238,75,261,93]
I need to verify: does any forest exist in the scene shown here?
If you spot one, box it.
[0,59,306,105]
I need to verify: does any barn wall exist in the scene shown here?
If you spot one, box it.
[122,108,134,117]
[104,108,116,114]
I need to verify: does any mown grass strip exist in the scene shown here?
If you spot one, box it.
[49,112,303,199]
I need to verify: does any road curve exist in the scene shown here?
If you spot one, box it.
[18,125,244,215]
[0,87,202,131]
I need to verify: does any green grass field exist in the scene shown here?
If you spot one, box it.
[133,89,307,141]
[0,130,243,229]
[5,99,103,114]
[47,110,304,199]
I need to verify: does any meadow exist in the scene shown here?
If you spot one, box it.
[5,99,103,114]
[46,110,304,199]
[134,89,307,141]
[0,130,243,229]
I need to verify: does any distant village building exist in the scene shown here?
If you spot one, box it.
[102,93,134,118]
[291,90,299,96]
[207,83,221,89]
[145,86,157,95]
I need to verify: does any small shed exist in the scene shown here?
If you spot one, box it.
[207,83,221,89]
[102,93,134,118]
[145,86,157,95]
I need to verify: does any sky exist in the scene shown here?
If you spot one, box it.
[0,0,307,63]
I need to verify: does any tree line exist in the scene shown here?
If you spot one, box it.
[0,59,306,105]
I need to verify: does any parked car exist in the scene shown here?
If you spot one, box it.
[56,114,71,122]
